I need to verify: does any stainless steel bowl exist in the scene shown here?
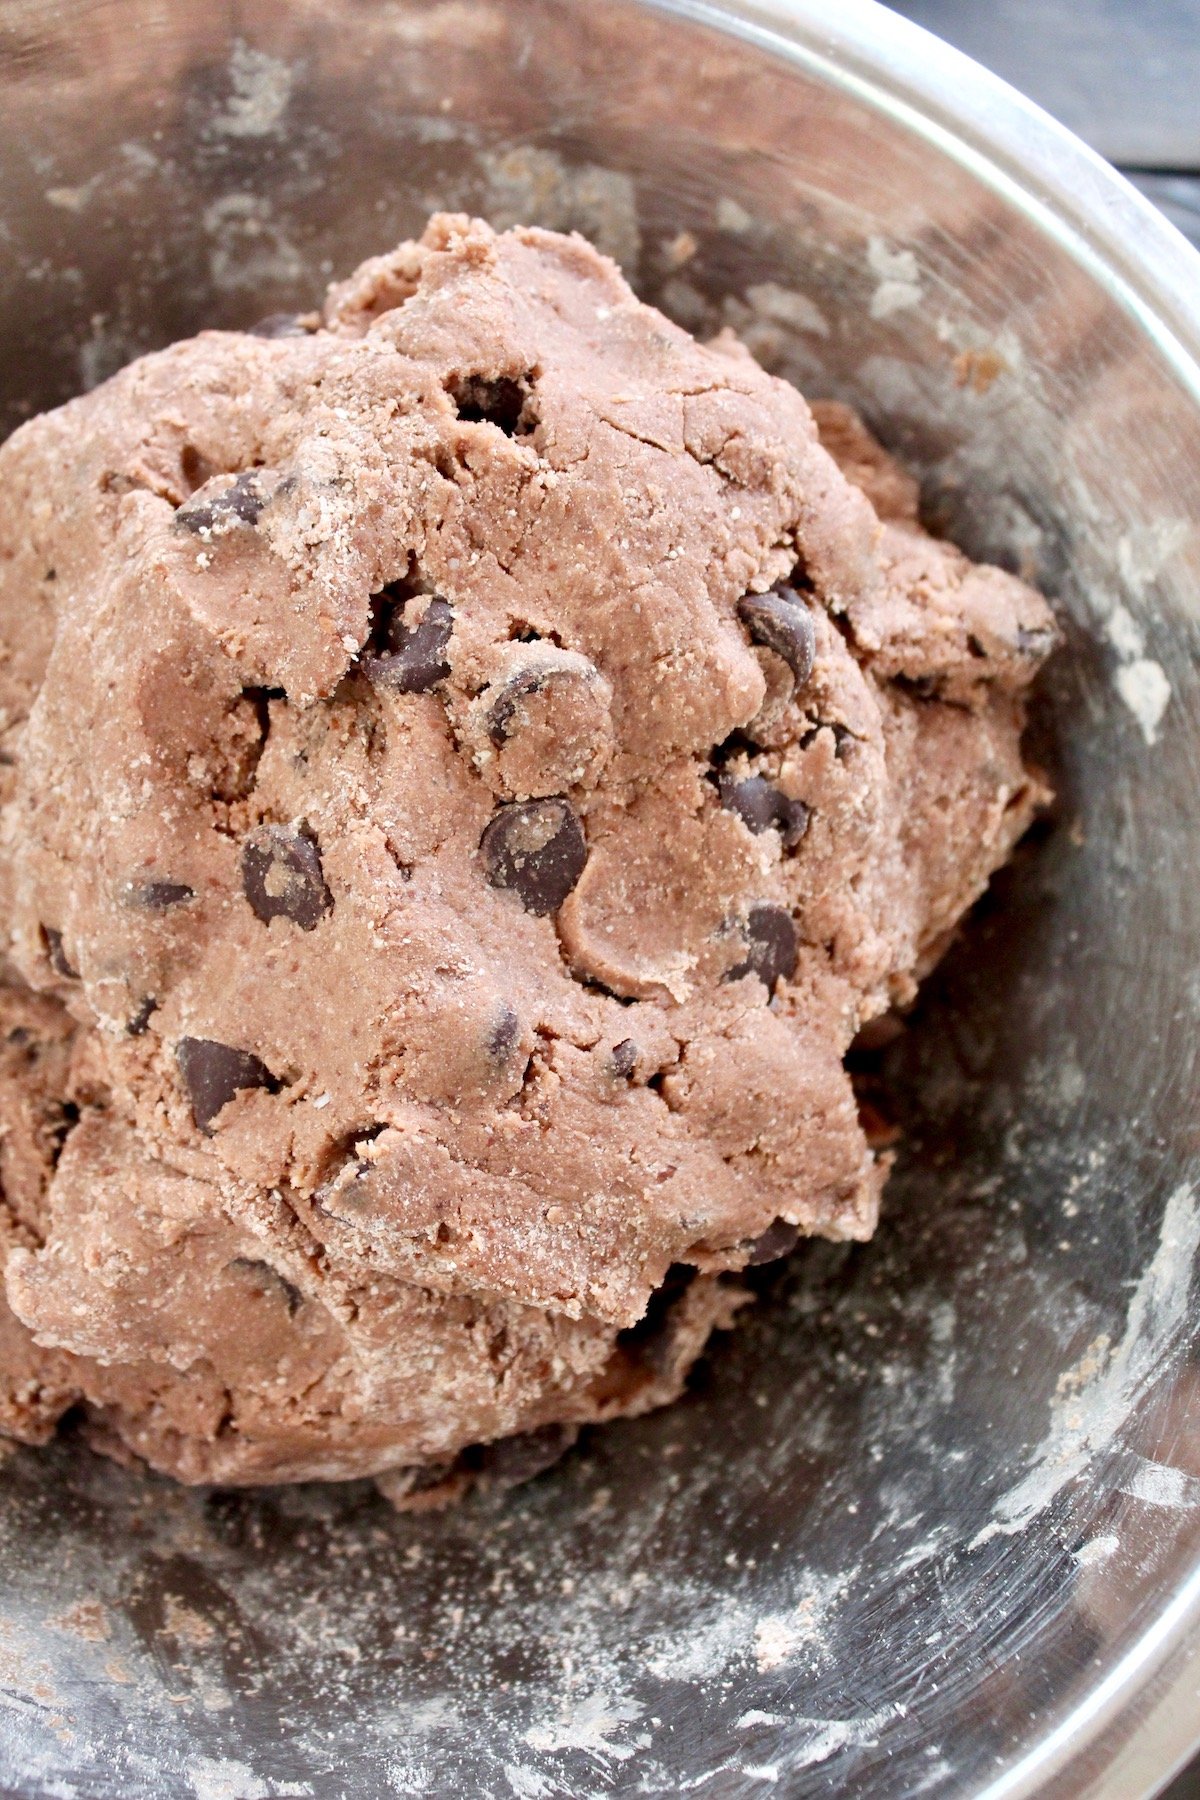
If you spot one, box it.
[2,3,1200,1795]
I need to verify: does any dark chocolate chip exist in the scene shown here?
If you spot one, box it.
[43,928,78,980]
[745,1218,801,1265]
[0,750,15,767]
[480,797,587,917]
[725,904,798,991]
[610,1038,638,1079]
[177,1037,279,1133]
[247,313,311,339]
[127,996,157,1037]
[176,471,265,533]
[227,1256,303,1314]
[718,774,810,848]
[615,1263,696,1375]
[362,596,453,693]
[478,1423,578,1487]
[737,586,816,687]
[240,826,332,931]
[125,879,195,911]
[486,669,544,746]
[798,720,856,760]
[486,1005,522,1063]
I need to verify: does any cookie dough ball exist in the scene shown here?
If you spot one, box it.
[0,215,1055,1494]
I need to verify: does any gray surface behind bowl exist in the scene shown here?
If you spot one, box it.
[2,2,1200,1796]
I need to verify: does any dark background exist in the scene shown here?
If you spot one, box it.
[879,5,1200,1792]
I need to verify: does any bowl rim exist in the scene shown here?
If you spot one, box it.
[638,3,1200,1795]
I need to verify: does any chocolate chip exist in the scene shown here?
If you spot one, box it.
[610,1038,638,1079]
[718,775,810,848]
[362,596,453,693]
[480,798,587,917]
[726,904,798,990]
[478,1423,578,1487]
[486,669,544,745]
[247,313,311,339]
[240,826,332,931]
[745,1218,801,1265]
[176,471,265,533]
[124,879,195,911]
[43,928,78,980]
[615,1264,696,1375]
[227,1256,303,1314]
[177,1037,279,1133]
[737,587,816,687]
[127,996,157,1037]
[486,1005,522,1063]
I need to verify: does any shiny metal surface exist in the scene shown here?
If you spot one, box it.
[2,2,1199,1795]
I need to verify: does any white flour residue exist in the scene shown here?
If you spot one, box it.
[523,1690,644,1765]
[1116,519,1191,593]
[1121,1456,1200,1509]
[716,197,755,235]
[646,1591,756,1680]
[737,1710,784,1729]
[866,237,922,320]
[482,147,640,273]
[753,1568,850,1672]
[1075,1533,1120,1567]
[743,1763,780,1783]
[971,1184,1199,1547]
[210,41,293,139]
[504,1764,558,1798]
[1102,601,1171,744]
[185,1755,310,1799]
[782,1708,902,1772]
[1115,660,1171,745]
[645,1566,848,1682]
[742,282,829,338]
[203,194,305,294]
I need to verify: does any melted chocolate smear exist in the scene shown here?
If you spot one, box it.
[725,904,798,991]
[480,797,587,917]
[737,586,817,686]
[177,1037,279,1133]
[241,826,332,931]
